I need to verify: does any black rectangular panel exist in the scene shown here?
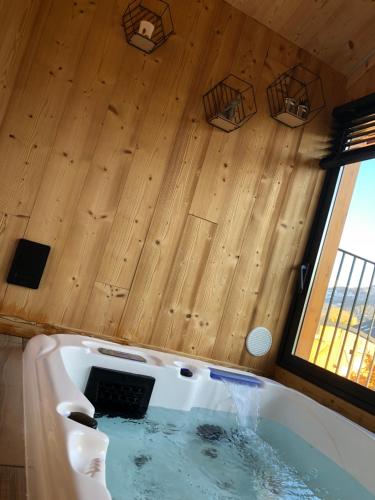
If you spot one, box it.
[7,239,50,289]
[84,366,155,419]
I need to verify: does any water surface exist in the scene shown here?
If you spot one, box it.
[98,407,372,500]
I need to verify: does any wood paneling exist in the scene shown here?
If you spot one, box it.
[0,335,26,499]
[81,282,129,337]
[0,336,24,467]
[225,0,375,79]
[347,64,375,101]
[0,466,26,500]
[152,215,217,351]
[0,0,41,127]
[0,0,347,374]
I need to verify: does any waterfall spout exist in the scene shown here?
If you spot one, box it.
[209,368,262,433]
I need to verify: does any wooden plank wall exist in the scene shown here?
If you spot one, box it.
[347,65,375,101]
[0,0,41,127]
[224,0,375,78]
[0,335,26,500]
[0,0,346,375]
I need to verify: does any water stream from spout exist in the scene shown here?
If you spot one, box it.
[221,379,260,433]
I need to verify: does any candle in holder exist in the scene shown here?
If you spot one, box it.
[138,20,155,39]
[284,97,298,115]
[297,100,310,120]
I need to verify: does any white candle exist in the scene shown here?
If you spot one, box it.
[139,20,155,39]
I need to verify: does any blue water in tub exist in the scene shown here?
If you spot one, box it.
[97,405,373,500]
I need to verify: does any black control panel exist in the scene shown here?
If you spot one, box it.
[7,239,51,289]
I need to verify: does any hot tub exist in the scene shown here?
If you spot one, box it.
[23,334,375,499]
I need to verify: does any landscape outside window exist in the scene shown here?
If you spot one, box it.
[297,159,375,390]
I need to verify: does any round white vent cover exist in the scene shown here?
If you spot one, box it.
[246,327,272,357]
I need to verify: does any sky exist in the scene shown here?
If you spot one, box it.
[340,159,375,262]
[333,159,375,288]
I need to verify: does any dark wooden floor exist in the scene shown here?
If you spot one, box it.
[0,335,26,499]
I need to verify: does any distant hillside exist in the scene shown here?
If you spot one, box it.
[322,286,375,339]
[325,286,375,310]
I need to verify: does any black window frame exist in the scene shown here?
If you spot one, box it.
[278,94,375,416]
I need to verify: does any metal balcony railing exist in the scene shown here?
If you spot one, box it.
[312,249,375,390]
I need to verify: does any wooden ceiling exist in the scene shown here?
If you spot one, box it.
[225,0,375,79]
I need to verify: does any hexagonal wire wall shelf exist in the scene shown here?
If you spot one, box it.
[203,75,257,133]
[267,64,325,128]
[122,0,174,54]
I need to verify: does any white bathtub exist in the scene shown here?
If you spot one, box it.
[23,334,375,500]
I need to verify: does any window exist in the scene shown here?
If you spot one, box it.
[279,93,375,414]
